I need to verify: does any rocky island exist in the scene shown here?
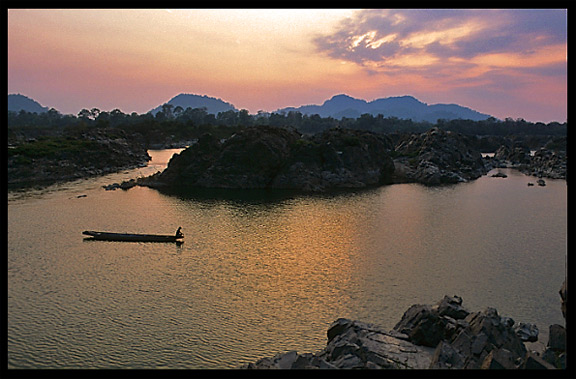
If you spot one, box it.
[140,125,489,191]
[242,282,567,370]
[142,126,396,192]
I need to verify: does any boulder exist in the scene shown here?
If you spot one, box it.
[491,141,566,180]
[392,304,446,347]
[392,296,470,347]
[429,341,464,369]
[436,295,469,320]
[327,318,353,342]
[480,348,517,369]
[494,144,531,165]
[515,323,539,342]
[547,324,566,352]
[521,352,556,370]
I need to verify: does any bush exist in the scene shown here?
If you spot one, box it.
[8,137,101,159]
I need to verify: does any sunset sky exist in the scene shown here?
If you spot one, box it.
[8,9,568,122]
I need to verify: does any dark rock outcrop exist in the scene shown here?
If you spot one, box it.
[242,318,436,369]
[526,148,567,179]
[144,126,396,192]
[392,295,470,348]
[392,128,487,185]
[493,143,531,165]
[243,285,567,370]
[485,137,566,180]
[437,307,528,369]
[515,323,539,343]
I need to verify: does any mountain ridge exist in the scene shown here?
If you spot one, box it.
[9,92,493,122]
[8,94,49,113]
[148,93,236,115]
[277,94,492,122]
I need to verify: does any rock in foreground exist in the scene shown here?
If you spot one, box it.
[242,292,566,370]
[242,318,436,369]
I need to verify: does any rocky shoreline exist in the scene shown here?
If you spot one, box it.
[484,137,566,180]
[8,125,566,192]
[242,281,567,370]
[7,129,151,189]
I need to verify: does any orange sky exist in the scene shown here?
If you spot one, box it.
[8,9,567,122]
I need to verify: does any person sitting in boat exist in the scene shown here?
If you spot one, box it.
[175,227,183,238]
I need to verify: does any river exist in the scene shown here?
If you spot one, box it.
[7,149,567,369]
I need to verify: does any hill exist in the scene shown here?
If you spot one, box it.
[8,94,49,113]
[277,94,492,122]
[148,93,236,115]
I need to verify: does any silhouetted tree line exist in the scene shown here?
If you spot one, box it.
[8,106,567,147]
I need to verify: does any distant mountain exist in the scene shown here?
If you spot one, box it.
[8,94,49,113]
[277,94,492,122]
[148,93,236,115]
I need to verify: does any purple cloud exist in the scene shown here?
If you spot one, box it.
[313,9,567,67]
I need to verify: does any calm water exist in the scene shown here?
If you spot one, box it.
[8,149,567,369]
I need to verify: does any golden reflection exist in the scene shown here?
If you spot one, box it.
[196,197,364,325]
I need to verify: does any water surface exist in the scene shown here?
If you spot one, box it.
[8,150,567,368]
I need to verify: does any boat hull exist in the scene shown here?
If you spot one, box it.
[82,230,183,243]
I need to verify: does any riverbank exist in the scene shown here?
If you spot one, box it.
[8,126,565,193]
[7,129,151,189]
[243,282,567,370]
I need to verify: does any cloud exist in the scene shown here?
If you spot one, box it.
[310,8,567,121]
[313,9,567,69]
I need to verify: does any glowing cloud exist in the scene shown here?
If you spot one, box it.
[313,9,567,121]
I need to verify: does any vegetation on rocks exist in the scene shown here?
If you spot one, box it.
[8,129,150,189]
[143,126,396,192]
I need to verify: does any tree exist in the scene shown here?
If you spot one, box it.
[78,108,92,120]
[238,109,252,126]
[109,109,126,126]
[90,108,101,120]
[173,106,184,118]
[159,103,174,119]
[217,110,238,126]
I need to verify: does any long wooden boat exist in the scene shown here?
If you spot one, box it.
[83,230,183,243]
